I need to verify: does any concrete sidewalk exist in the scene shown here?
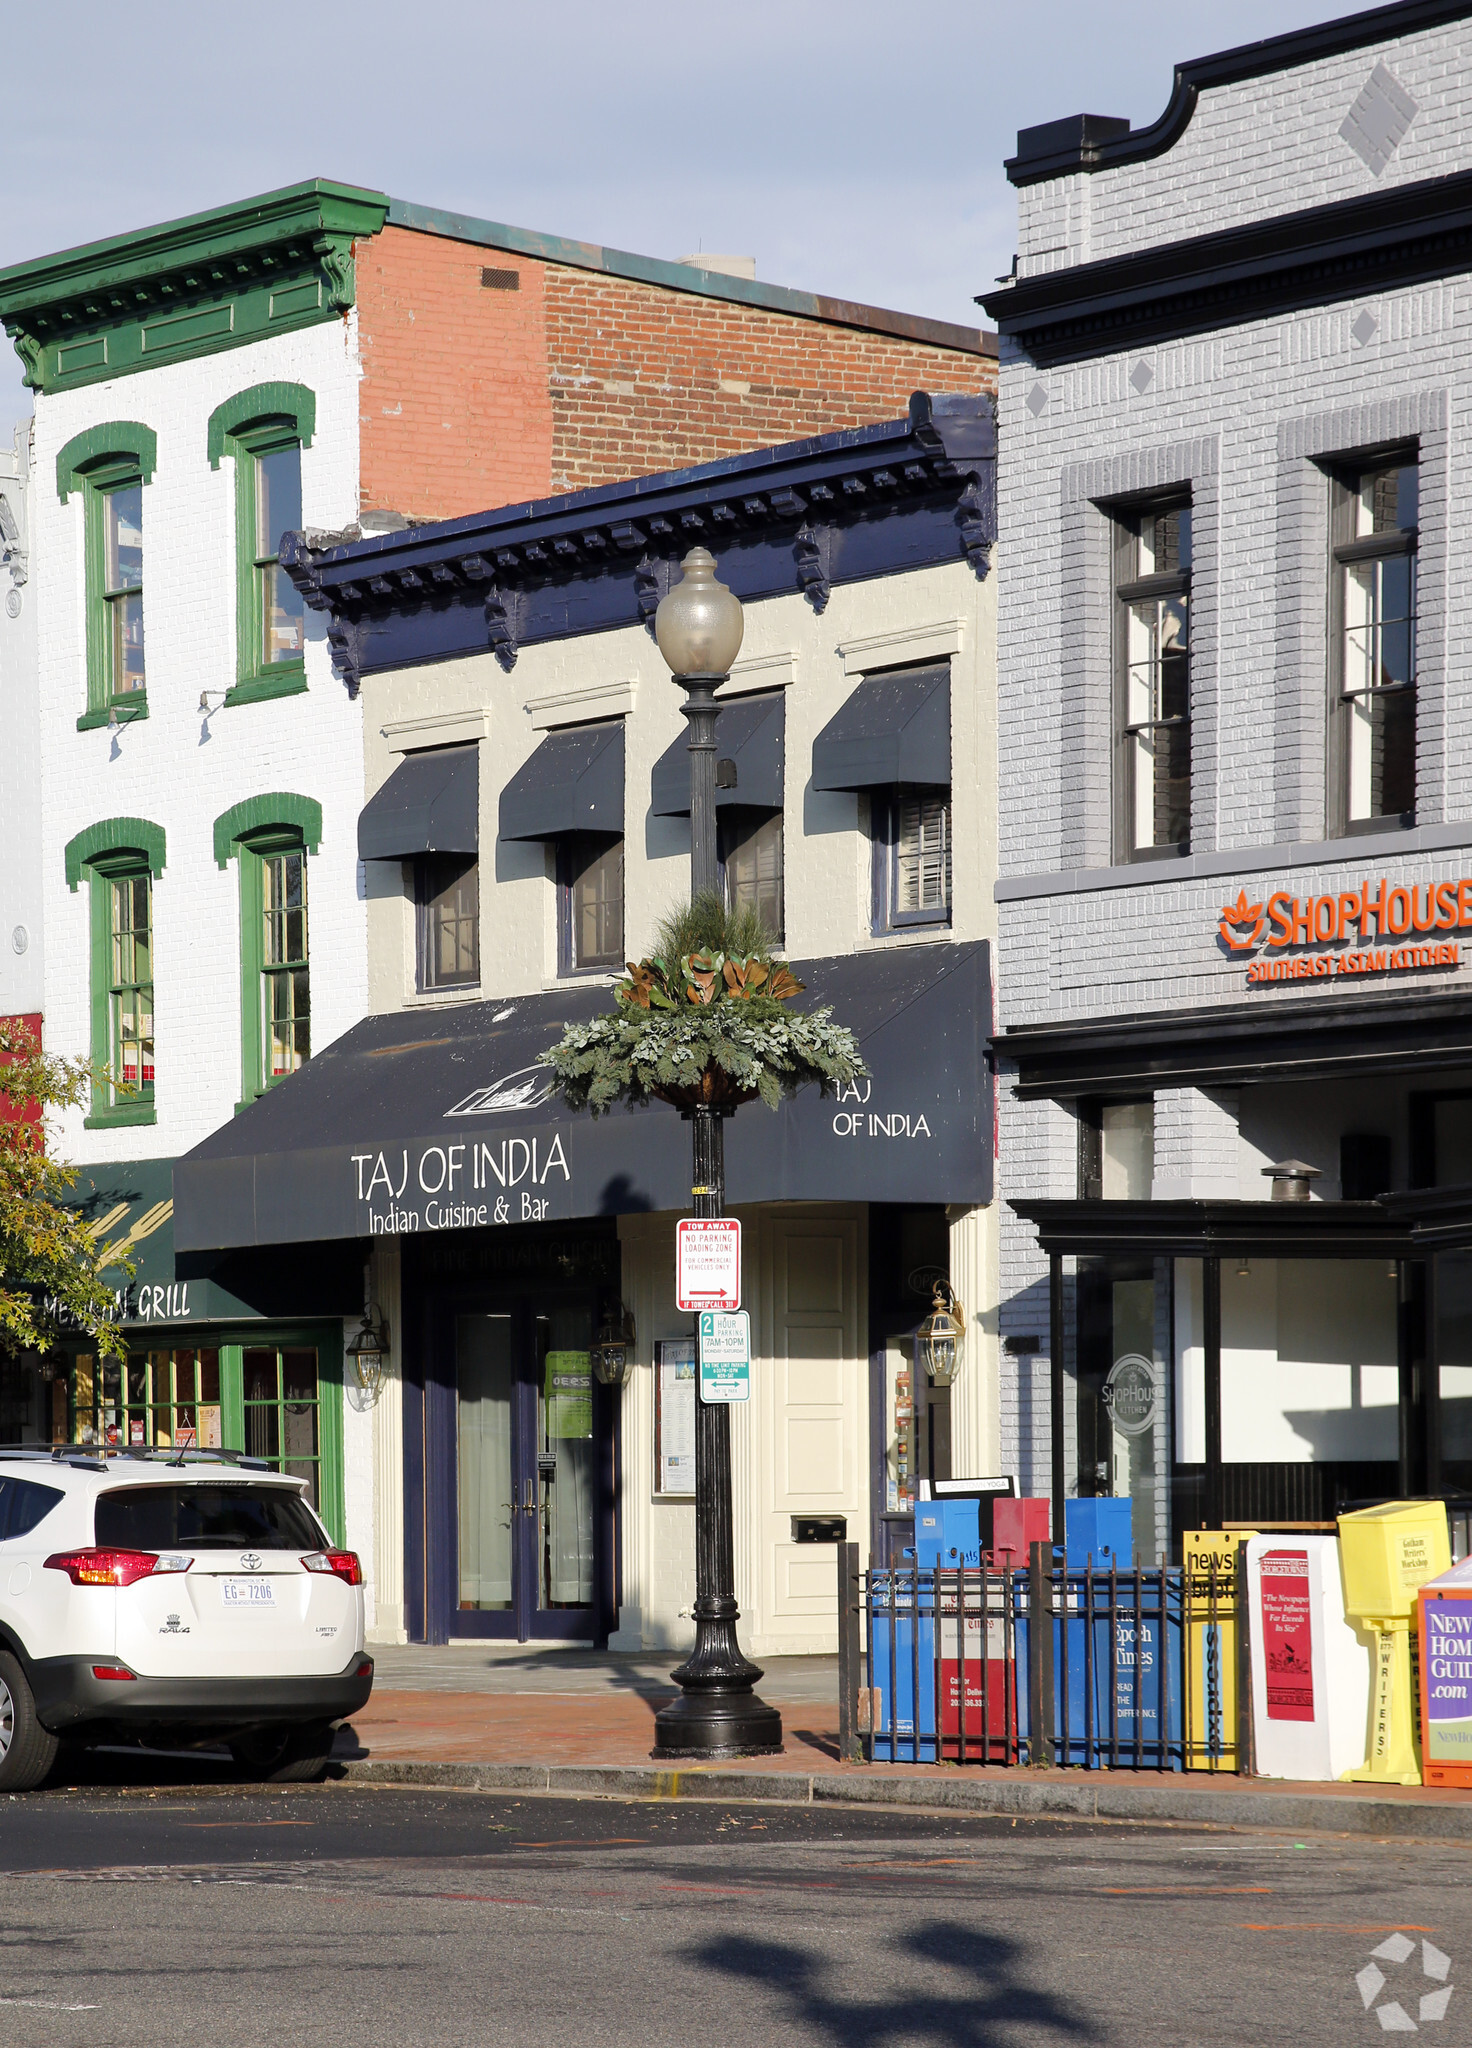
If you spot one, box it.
[344,1646,1472,1842]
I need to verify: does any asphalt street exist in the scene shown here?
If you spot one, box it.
[0,1777,1468,2046]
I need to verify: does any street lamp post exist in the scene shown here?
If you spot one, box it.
[650,547,782,1759]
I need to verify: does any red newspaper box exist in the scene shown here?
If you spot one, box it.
[990,1496,1051,1568]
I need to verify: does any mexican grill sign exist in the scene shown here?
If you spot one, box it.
[1219,876,1470,989]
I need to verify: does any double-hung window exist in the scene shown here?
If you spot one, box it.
[558,835,624,973]
[1114,498,1191,858]
[417,856,480,991]
[106,868,154,1105]
[719,809,784,941]
[207,384,315,707]
[66,822,166,1129]
[56,425,157,731]
[1331,452,1418,831]
[872,787,952,932]
[213,797,321,1111]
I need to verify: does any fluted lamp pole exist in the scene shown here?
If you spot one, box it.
[650,547,782,1759]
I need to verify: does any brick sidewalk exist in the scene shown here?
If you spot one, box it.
[346,1685,1472,1810]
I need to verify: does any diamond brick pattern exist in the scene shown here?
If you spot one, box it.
[1340,62,1418,177]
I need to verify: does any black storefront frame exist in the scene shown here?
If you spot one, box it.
[402,1222,621,1646]
[1022,1199,1418,1551]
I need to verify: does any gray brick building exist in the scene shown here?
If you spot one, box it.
[982,0,1472,1554]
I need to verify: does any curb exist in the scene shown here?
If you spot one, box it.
[338,1758,1472,1840]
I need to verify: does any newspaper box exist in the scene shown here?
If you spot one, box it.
[1339,1501,1450,1784]
[1417,1556,1472,1786]
[869,1561,936,1762]
[1184,1530,1251,1772]
[1245,1535,1371,1780]
[990,1497,1051,1567]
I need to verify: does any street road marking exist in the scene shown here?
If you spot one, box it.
[184,1820,315,1828]
[1103,1886,1273,1895]
[1242,1924,1435,1934]
[0,1998,101,2011]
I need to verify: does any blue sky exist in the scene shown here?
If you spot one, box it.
[0,0,1354,433]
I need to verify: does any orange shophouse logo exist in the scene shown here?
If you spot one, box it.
[1218,878,1468,987]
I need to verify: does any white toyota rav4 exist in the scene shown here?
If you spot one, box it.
[0,1448,374,1792]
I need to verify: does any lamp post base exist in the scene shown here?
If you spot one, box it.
[651,1689,784,1759]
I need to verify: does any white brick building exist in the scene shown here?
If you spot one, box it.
[981,0,1472,1553]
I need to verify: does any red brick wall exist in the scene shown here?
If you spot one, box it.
[355,227,554,523]
[543,268,995,494]
[357,226,995,522]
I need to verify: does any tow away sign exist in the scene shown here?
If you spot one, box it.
[699,1310,751,1403]
[676,1217,741,1311]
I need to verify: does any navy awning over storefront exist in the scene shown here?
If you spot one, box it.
[499,722,624,842]
[811,664,950,792]
[358,744,479,862]
[650,692,785,817]
[172,942,992,1251]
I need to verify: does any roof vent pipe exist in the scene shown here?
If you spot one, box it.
[1262,1159,1322,1203]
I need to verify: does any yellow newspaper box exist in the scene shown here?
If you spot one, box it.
[1184,1530,1251,1771]
[1337,1501,1451,1785]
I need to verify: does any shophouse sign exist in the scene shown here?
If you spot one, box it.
[1219,878,1468,988]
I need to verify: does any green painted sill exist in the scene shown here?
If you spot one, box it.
[85,1099,156,1129]
[225,664,307,709]
[77,696,149,733]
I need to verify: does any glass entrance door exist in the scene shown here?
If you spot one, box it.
[451,1301,601,1641]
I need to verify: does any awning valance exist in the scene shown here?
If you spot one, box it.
[811,664,950,793]
[650,692,785,818]
[172,942,992,1252]
[499,722,624,842]
[358,745,478,862]
[1010,1196,1412,1261]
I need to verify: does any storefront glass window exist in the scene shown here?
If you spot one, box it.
[1435,1251,1472,1488]
[242,1345,321,1506]
[457,1314,514,1611]
[1073,1257,1172,1561]
[1101,1102,1153,1199]
[71,1348,221,1451]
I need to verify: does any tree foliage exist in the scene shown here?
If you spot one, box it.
[0,1018,128,1359]
[539,893,869,1116]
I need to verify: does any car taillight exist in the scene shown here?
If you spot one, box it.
[44,1549,193,1588]
[301,1550,363,1587]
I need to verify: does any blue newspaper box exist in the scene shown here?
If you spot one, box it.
[869,1557,938,1761]
[1065,1498,1134,1568]
[917,1498,981,1567]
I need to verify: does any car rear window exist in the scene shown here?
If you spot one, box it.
[0,1477,64,1539]
[94,1483,322,1552]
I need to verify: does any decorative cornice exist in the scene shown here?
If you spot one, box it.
[281,392,997,695]
[1004,1,1472,186]
[0,181,387,395]
[383,708,489,752]
[981,167,1472,365]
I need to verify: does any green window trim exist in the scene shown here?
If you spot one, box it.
[81,846,157,1129]
[65,816,166,892]
[206,382,316,469]
[213,792,322,869]
[209,386,314,702]
[56,421,157,503]
[216,799,319,1111]
[223,1325,346,1543]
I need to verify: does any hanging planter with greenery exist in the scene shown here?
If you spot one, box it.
[538,895,868,1115]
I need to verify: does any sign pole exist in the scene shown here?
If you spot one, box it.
[652,628,781,1760]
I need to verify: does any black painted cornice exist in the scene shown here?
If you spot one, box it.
[282,393,996,695]
[980,166,1472,363]
[1004,0,1472,185]
[1010,1197,1411,1259]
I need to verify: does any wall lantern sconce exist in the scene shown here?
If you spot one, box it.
[347,1309,388,1397]
[592,1302,637,1388]
[917,1280,965,1387]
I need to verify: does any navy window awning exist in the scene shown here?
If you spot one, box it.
[499,721,625,842]
[359,744,479,862]
[811,664,951,793]
[650,692,785,818]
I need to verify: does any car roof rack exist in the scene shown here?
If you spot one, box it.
[0,1444,281,1473]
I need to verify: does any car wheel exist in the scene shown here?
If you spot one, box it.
[0,1650,59,1794]
[228,1720,336,1784]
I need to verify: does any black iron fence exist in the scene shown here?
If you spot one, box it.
[837,1542,1250,1772]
